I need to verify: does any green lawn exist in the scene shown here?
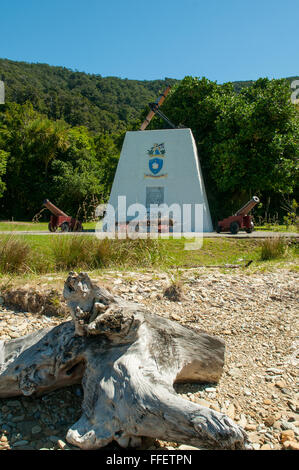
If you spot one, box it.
[0,221,98,231]
[255,224,298,232]
[0,234,297,277]
[0,220,297,234]
[0,221,49,231]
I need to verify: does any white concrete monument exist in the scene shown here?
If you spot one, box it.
[108,128,213,232]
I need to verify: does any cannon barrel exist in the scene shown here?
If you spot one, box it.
[235,196,260,216]
[43,199,68,218]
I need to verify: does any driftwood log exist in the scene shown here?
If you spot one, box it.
[0,272,249,450]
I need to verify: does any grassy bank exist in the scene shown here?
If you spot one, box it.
[0,234,297,276]
[255,224,298,232]
[0,221,97,231]
[0,221,297,233]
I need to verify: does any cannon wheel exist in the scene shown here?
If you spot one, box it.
[230,222,239,234]
[60,222,70,232]
[245,222,254,234]
[73,221,83,232]
[48,223,57,232]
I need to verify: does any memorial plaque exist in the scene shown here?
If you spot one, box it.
[146,187,164,208]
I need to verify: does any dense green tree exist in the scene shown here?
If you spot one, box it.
[26,118,70,176]
[50,126,103,215]
[151,76,299,221]
[0,102,44,216]
[0,103,120,219]
[209,79,298,195]
[94,133,120,198]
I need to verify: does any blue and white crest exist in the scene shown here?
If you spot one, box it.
[149,157,163,175]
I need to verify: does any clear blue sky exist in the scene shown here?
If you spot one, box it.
[0,0,298,82]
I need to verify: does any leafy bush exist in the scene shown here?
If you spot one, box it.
[282,199,298,229]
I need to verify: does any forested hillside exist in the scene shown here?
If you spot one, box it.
[0,59,178,132]
[232,76,299,93]
[1,58,297,133]
[0,58,298,223]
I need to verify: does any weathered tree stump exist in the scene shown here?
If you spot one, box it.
[0,272,249,450]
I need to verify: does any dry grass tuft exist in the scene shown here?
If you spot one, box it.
[0,236,32,273]
[260,237,289,261]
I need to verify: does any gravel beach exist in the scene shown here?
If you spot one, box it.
[0,267,298,451]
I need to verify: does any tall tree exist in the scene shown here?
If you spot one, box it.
[210,78,299,195]
[26,118,70,176]
[0,102,120,219]
[151,76,299,220]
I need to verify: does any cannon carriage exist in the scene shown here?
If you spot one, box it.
[43,199,83,232]
[216,196,260,234]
